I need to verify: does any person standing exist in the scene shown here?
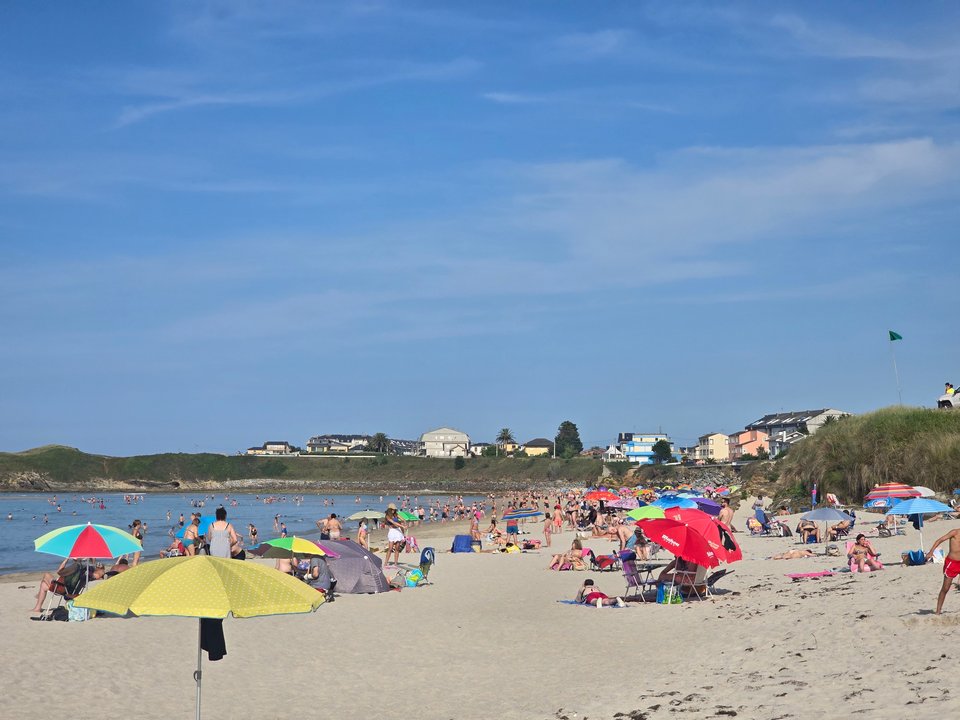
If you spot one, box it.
[130,519,145,566]
[718,498,737,532]
[207,507,239,559]
[926,528,960,614]
[382,504,406,568]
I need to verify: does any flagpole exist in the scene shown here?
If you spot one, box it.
[889,340,902,405]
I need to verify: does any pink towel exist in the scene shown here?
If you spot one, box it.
[786,571,836,580]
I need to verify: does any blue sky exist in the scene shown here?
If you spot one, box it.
[2,1,959,455]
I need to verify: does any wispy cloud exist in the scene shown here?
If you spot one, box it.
[108,57,480,127]
[551,29,632,58]
[480,89,675,114]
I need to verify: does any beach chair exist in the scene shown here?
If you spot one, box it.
[754,507,773,535]
[622,559,657,601]
[40,563,88,619]
[846,541,883,572]
[673,564,709,600]
[588,549,621,572]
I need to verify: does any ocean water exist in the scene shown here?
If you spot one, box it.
[0,491,487,574]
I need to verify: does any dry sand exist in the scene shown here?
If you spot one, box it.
[4,503,960,719]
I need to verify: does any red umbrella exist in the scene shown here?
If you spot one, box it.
[584,490,619,502]
[864,483,921,501]
[663,508,741,563]
[640,518,720,568]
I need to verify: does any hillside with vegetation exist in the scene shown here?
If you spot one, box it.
[0,445,603,493]
[770,406,960,504]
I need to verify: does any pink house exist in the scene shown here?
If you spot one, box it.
[729,429,769,460]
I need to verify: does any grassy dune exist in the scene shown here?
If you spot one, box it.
[775,406,960,501]
[0,445,602,490]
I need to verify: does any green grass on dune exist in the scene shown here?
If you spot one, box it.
[776,406,960,501]
[0,446,602,488]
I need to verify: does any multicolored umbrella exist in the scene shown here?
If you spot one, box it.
[34,522,142,559]
[501,508,543,520]
[864,483,921,501]
[663,508,742,563]
[248,536,336,558]
[627,506,666,522]
[640,518,720,568]
[584,490,619,502]
[607,497,640,509]
[74,556,324,720]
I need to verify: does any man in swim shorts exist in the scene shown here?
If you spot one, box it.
[925,528,960,614]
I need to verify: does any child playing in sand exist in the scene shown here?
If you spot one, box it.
[575,578,625,608]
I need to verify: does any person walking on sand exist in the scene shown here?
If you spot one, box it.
[926,528,960,614]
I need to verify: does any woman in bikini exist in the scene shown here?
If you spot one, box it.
[548,537,584,570]
[848,534,882,572]
[182,517,200,556]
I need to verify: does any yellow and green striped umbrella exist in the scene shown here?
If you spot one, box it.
[74,555,324,618]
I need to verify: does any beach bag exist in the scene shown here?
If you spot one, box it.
[404,568,423,587]
[66,600,89,622]
[904,550,926,566]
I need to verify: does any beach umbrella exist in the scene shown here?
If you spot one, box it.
[176,516,214,539]
[639,518,720,568]
[501,508,543,520]
[885,498,954,551]
[34,522,142,559]
[913,486,936,498]
[663,508,742,563]
[584,490,619,502]
[864,483,921,501]
[74,556,324,720]
[864,497,899,510]
[397,510,419,522]
[607,497,640,510]
[801,508,855,553]
[693,498,722,516]
[347,510,385,522]
[628,506,666,522]
[651,497,699,510]
[248,536,337,559]
[617,487,633,496]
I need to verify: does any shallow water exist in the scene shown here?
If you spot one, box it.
[0,490,486,574]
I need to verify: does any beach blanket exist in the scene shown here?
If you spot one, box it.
[785,571,836,581]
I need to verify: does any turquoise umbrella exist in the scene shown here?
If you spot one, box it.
[886,498,953,551]
[34,522,142,559]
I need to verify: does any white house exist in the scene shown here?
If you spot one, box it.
[746,409,849,457]
[419,427,471,458]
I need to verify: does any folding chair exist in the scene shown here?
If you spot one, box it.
[622,559,657,602]
[41,563,87,618]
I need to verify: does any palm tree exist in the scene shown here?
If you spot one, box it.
[496,428,515,457]
[367,433,391,454]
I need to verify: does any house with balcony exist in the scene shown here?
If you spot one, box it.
[616,432,677,464]
[728,429,769,461]
[306,434,370,454]
[696,433,730,462]
[746,409,849,457]
[419,427,471,458]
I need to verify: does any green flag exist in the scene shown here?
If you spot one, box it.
[889,330,902,341]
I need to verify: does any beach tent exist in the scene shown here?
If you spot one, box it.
[325,539,390,594]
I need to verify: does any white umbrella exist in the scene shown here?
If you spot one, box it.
[913,486,936,498]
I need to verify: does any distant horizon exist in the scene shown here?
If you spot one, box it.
[3,3,957,457]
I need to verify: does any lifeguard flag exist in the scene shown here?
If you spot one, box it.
[889,330,902,341]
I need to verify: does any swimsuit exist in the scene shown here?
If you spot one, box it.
[944,557,960,579]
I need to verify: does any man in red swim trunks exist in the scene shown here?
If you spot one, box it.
[925,528,960,615]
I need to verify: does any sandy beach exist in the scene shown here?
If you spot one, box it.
[5,502,960,719]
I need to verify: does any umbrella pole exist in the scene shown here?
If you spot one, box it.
[195,619,203,720]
